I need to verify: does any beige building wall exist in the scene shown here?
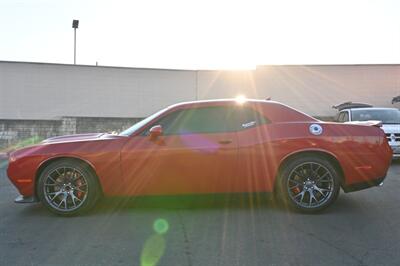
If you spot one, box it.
[1,61,400,119]
[0,61,196,119]
[198,65,400,116]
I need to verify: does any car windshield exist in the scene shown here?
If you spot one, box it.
[119,107,170,136]
[352,109,400,124]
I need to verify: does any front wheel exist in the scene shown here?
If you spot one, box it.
[37,160,101,216]
[278,156,341,213]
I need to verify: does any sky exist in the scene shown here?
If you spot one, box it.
[0,0,399,70]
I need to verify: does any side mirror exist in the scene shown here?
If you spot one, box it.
[149,125,163,140]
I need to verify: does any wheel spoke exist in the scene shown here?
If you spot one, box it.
[315,171,329,182]
[311,164,321,178]
[294,190,306,203]
[294,170,306,179]
[318,180,331,182]
[47,190,61,195]
[289,179,302,185]
[70,193,76,207]
[47,175,60,184]
[49,191,63,202]
[74,187,86,193]
[314,186,331,196]
[57,195,67,208]
[71,169,79,181]
[300,190,306,203]
[289,179,302,189]
[55,168,62,177]
[309,190,318,205]
[70,192,81,206]
[45,183,59,187]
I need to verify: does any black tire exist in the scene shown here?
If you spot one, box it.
[277,155,340,213]
[37,159,101,216]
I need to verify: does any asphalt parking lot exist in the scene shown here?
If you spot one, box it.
[1,161,400,266]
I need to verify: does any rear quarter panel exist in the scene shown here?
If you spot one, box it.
[237,122,391,192]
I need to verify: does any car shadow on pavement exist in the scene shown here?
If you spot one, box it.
[91,193,280,214]
[15,192,369,218]
[88,191,362,217]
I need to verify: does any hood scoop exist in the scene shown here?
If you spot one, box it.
[42,133,104,144]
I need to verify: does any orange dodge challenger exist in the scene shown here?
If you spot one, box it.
[7,99,392,216]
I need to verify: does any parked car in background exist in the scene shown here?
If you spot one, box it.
[7,99,392,216]
[334,102,400,158]
[392,95,400,104]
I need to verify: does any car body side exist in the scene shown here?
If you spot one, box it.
[7,100,392,198]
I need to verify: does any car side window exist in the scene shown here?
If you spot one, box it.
[342,111,349,122]
[235,107,269,130]
[145,106,237,135]
[173,107,237,134]
[153,110,184,135]
[337,112,345,122]
[334,113,340,122]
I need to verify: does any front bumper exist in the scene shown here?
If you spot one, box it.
[390,145,400,158]
[342,176,386,193]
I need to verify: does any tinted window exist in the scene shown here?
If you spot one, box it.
[147,106,237,135]
[119,107,170,136]
[351,109,400,124]
[152,110,183,135]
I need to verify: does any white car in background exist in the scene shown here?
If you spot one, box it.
[334,102,400,158]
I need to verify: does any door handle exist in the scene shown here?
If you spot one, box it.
[218,139,232,145]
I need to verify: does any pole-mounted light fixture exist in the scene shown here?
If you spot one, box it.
[72,20,79,64]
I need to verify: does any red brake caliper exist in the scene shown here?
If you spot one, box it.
[293,186,301,194]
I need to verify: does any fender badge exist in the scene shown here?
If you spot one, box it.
[309,124,323,135]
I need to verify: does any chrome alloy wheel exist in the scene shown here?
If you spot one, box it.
[287,162,334,208]
[43,167,88,212]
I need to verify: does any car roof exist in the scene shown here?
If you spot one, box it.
[172,98,267,105]
[168,98,274,109]
[166,98,317,123]
[345,107,399,111]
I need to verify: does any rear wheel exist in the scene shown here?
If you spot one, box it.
[278,156,340,213]
[37,160,100,216]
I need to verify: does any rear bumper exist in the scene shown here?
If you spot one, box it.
[342,176,386,193]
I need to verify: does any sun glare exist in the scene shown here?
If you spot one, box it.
[235,95,247,104]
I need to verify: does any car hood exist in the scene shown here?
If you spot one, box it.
[8,133,126,160]
[381,124,400,134]
[42,133,106,144]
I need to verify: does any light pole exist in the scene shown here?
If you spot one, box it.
[72,20,79,64]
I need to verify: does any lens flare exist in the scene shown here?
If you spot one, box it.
[140,234,166,266]
[140,219,169,266]
[235,95,247,104]
[153,219,169,234]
